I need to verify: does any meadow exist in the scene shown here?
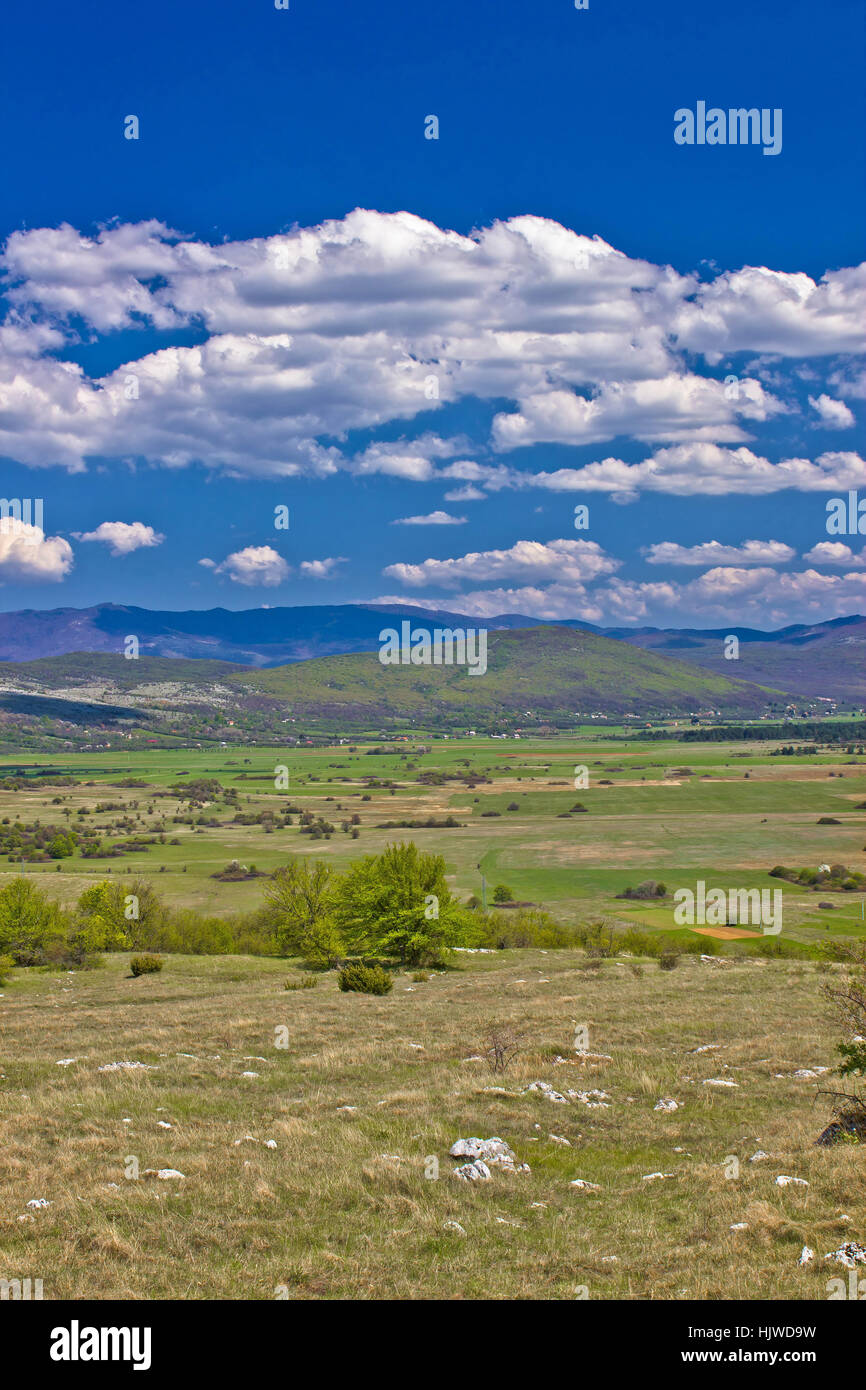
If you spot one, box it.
[1,949,863,1299]
[1,732,864,1299]
[0,733,863,943]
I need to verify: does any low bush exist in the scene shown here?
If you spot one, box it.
[337,961,393,994]
[130,954,163,977]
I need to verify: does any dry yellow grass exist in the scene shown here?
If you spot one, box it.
[0,949,863,1300]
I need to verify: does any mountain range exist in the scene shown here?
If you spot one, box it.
[0,626,795,743]
[0,603,861,703]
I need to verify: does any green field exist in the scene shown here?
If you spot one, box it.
[0,735,863,945]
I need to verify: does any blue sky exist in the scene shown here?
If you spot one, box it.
[0,0,864,628]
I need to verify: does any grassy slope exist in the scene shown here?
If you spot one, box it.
[0,950,861,1299]
[0,653,243,690]
[236,626,784,721]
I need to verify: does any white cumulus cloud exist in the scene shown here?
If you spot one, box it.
[392,510,467,526]
[643,539,796,566]
[204,545,290,587]
[0,521,73,583]
[73,520,164,555]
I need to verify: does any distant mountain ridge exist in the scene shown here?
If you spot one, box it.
[0,603,862,702]
[0,627,790,735]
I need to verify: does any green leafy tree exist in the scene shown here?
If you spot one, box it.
[332,841,472,966]
[264,858,342,964]
[47,834,74,859]
[0,877,68,963]
[76,879,165,951]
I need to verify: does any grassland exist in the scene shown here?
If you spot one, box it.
[1,948,863,1299]
[1,734,863,944]
[0,731,864,1300]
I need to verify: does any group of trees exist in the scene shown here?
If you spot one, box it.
[0,841,500,969]
[265,842,470,966]
[0,839,587,971]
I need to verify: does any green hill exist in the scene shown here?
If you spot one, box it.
[235,625,785,727]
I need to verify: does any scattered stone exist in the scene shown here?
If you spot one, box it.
[749,1151,769,1162]
[654,1098,679,1112]
[569,1179,601,1191]
[26,1198,50,1209]
[798,1246,815,1266]
[264,1139,277,1149]
[642,1172,675,1182]
[155,1169,185,1180]
[690,1044,723,1053]
[56,1058,78,1067]
[453,1160,491,1182]
[460,1055,484,1063]
[449,1138,529,1173]
[336,1105,357,1112]
[443,1220,467,1235]
[524,1081,568,1103]
[703,1078,738,1088]
[775,1175,809,1187]
[241,1071,259,1078]
[730,1223,749,1231]
[568,1088,611,1108]
[555,1051,612,1064]
[157,1121,172,1129]
[549,1134,571,1146]
[97,1060,158,1073]
[822,1242,866,1268]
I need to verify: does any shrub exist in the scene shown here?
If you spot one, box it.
[284,975,318,990]
[337,962,393,994]
[0,952,15,984]
[619,927,663,958]
[473,906,579,950]
[819,948,866,1142]
[616,879,666,901]
[492,884,514,903]
[659,951,679,971]
[130,954,163,976]
[578,921,620,958]
[483,1023,524,1073]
